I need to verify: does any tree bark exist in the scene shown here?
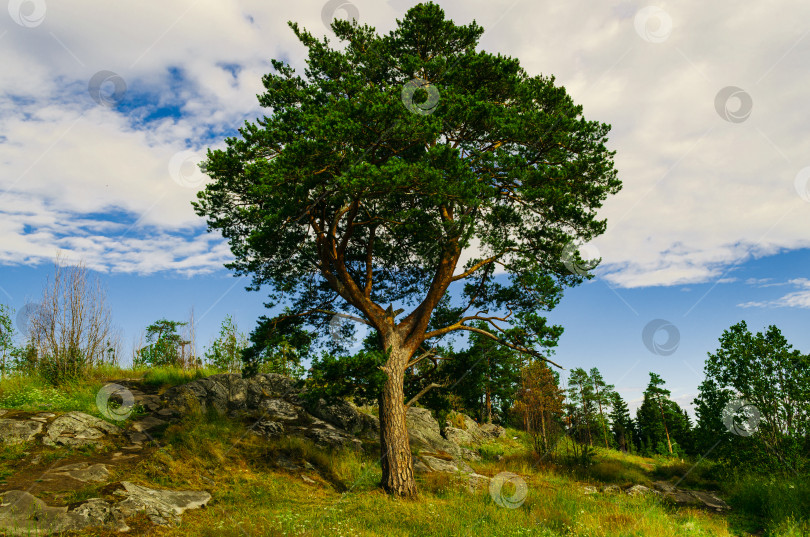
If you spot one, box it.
[379,352,417,497]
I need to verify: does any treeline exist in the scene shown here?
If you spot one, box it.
[302,318,809,476]
[0,258,301,383]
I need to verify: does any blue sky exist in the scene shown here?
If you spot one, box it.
[2,0,810,416]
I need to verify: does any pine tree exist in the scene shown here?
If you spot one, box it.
[609,391,635,453]
[567,368,596,446]
[590,367,615,448]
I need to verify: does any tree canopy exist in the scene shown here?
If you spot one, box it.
[193,2,620,496]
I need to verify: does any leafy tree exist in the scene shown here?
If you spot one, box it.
[700,321,810,473]
[137,319,187,368]
[0,304,16,378]
[307,349,387,405]
[241,312,313,378]
[192,3,620,496]
[205,315,248,372]
[437,322,524,423]
[608,391,635,453]
[566,368,597,446]
[692,378,730,456]
[514,360,564,454]
[590,367,615,448]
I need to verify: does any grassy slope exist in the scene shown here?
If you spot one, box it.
[1,368,808,537]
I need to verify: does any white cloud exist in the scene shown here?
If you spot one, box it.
[738,278,810,308]
[2,0,810,283]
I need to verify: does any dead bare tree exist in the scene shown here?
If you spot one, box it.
[28,255,113,383]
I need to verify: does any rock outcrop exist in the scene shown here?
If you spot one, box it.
[0,482,211,535]
[43,411,122,448]
[163,374,497,478]
[0,372,508,534]
[163,373,377,451]
[0,411,121,448]
[583,481,731,512]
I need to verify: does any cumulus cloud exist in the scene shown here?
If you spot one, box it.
[1,0,810,284]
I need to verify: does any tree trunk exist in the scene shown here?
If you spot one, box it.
[379,357,417,497]
[485,384,492,424]
[539,402,547,450]
[657,397,673,454]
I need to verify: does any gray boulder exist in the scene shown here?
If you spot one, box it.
[479,423,506,438]
[0,418,43,445]
[444,426,476,446]
[258,398,300,421]
[43,412,120,448]
[406,407,461,458]
[305,397,376,436]
[626,484,658,497]
[115,481,211,526]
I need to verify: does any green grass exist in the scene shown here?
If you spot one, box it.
[0,374,106,415]
[0,443,28,483]
[63,411,738,537]
[2,368,805,536]
[723,472,810,536]
[138,366,222,390]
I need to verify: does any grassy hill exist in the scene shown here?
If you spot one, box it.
[1,367,807,537]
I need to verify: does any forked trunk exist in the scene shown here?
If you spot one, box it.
[379,353,417,497]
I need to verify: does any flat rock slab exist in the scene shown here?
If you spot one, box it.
[130,416,168,432]
[0,419,44,445]
[43,412,121,448]
[419,454,473,474]
[0,481,211,535]
[115,481,212,526]
[46,462,111,483]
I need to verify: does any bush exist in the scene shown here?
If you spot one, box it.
[37,346,86,386]
[725,473,810,534]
